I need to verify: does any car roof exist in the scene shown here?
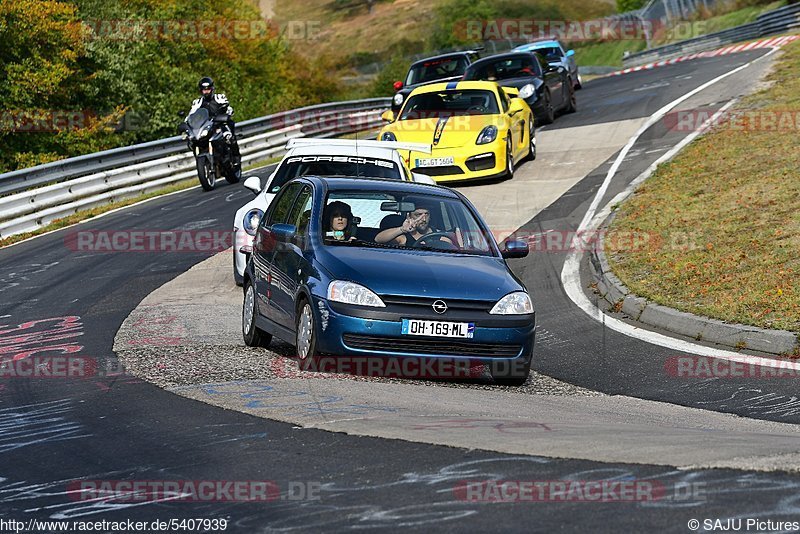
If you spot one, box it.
[286,145,399,159]
[301,176,459,197]
[409,51,476,67]
[467,52,538,69]
[515,40,561,50]
[407,80,499,96]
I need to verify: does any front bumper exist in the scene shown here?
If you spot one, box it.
[407,139,509,183]
[312,296,535,364]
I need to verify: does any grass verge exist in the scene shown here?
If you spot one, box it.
[607,37,800,332]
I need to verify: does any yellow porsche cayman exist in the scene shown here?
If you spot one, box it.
[378,80,535,183]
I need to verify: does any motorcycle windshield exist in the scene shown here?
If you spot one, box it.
[187,108,209,130]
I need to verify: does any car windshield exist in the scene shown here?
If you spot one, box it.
[405,56,469,85]
[268,156,402,194]
[321,191,495,256]
[465,57,541,81]
[530,46,562,61]
[398,89,499,120]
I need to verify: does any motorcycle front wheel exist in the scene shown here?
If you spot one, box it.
[197,157,215,191]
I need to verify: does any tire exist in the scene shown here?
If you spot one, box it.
[243,281,272,347]
[565,80,577,114]
[490,358,531,386]
[197,157,215,191]
[523,119,536,162]
[504,138,514,180]
[539,90,554,125]
[295,299,318,368]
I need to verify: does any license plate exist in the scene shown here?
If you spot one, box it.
[401,319,474,338]
[415,156,454,167]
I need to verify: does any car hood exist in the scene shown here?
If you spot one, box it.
[316,246,523,301]
[388,115,505,149]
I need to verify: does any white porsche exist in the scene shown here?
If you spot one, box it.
[232,138,436,284]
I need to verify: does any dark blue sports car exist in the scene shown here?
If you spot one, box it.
[241,176,535,385]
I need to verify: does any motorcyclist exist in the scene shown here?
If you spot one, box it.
[184,77,240,162]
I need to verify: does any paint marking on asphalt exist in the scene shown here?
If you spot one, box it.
[560,48,800,371]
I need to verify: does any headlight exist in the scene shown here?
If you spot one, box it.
[489,291,534,315]
[199,128,210,138]
[242,208,263,236]
[382,131,397,142]
[476,125,498,145]
[327,281,386,308]
[518,84,535,100]
[393,93,404,106]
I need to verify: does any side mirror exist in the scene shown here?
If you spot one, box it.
[501,239,529,259]
[566,49,575,57]
[411,172,436,185]
[381,110,395,122]
[271,223,297,243]
[243,176,261,195]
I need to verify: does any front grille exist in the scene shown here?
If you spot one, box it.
[466,154,495,171]
[343,334,521,358]
[413,165,464,176]
[380,295,494,312]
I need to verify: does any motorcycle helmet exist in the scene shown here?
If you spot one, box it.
[198,77,214,101]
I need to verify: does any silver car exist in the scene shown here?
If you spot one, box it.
[514,40,581,90]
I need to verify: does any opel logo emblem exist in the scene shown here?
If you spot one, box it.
[432,300,447,314]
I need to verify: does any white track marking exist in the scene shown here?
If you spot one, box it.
[560,48,800,370]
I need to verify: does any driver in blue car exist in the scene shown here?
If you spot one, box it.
[375,202,454,247]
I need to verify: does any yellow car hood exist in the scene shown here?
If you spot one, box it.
[389,115,504,149]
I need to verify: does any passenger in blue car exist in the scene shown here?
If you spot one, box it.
[324,201,357,242]
[375,201,454,248]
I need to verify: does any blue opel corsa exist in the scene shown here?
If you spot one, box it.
[241,176,535,385]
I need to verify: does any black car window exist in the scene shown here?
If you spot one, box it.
[399,89,500,119]
[499,89,510,113]
[405,56,469,86]
[465,56,540,81]
[269,156,402,194]
[533,53,548,73]
[268,182,302,226]
[287,186,313,235]
[536,46,563,61]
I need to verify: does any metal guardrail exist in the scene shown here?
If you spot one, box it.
[623,2,800,67]
[0,98,390,239]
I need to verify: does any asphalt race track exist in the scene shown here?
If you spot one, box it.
[2,48,800,532]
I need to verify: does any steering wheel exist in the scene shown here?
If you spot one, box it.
[467,106,486,113]
[413,232,459,250]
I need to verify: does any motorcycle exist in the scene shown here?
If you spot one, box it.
[179,108,242,191]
